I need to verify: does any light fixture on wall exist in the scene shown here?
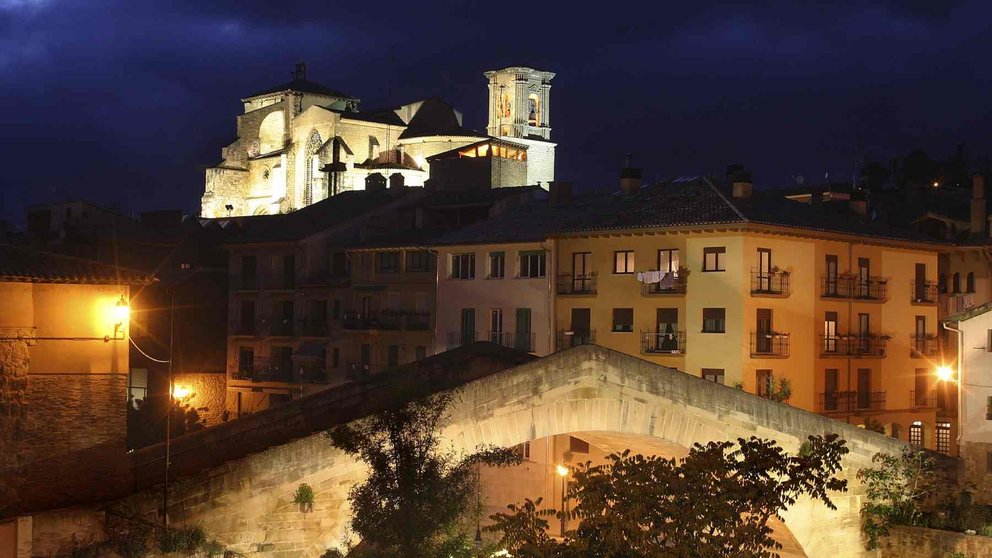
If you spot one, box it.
[106,295,130,342]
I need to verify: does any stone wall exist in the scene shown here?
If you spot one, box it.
[202,167,249,218]
[879,525,992,557]
[0,332,31,512]
[172,372,227,427]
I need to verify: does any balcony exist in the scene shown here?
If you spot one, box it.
[640,275,687,296]
[293,360,329,384]
[911,281,938,305]
[232,357,292,383]
[556,273,597,295]
[342,312,401,331]
[750,331,790,358]
[641,330,686,355]
[486,331,536,352]
[299,270,349,288]
[347,362,371,381]
[405,312,431,331]
[820,276,887,302]
[231,319,258,336]
[556,330,597,351]
[820,334,888,358]
[234,275,259,291]
[447,331,478,350]
[299,319,329,337]
[269,316,296,337]
[910,335,940,358]
[750,270,790,297]
[816,391,886,414]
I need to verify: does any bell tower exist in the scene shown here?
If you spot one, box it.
[485,66,555,141]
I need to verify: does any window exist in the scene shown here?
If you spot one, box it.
[516,308,533,351]
[909,421,924,446]
[614,251,635,274]
[703,247,726,272]
[702,308,726,333]
[388,345,399,367]
[936,422,951,454]
[332,300,341,320]
[569,436,590,454]
[987,396,992,420]
[612,308,634,332]
[702,368,725,384]
[891,424,901,439]
[488,251,505,279]
[451,253,476,279]
[519,251,546,278]
[283,254,295,287]
[415,346,427,361]
[514,441,531,460]
[127,368,148,406]
[332,348,340,368]
[241,255,257,289]
[376,251,401,273]
[406,250,433,272]
[953,272,961,293]
[756,369,772,397]
[460,308,476,345]
[988,329,992,352]
[489,309,504,342]
[968,272,976,293]
[238,347,254,375]
[658,249,679,274]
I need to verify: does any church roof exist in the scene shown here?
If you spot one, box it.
[397,98,482,140]
[0,245,154,284]
[243,78,357,101]
[340,109,406,127]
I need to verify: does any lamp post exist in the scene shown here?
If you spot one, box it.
[556,464,569,538]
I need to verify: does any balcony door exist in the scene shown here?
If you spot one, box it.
[914,368,929,407]
[573,252,591,291]
[857,258,870,297]
[571,308,591,346]
[857,368,871,409]
[914,263,927,301]
[460,308,476,345]
[757,249,772,291]
[489,309,503,344]
[825,255,839,296]
[756,308,773,353]
[656,308,679,352]
[915,315,926,352]
[858,313,870,353]
[515,308,532,352]
[824,312,838,353]
[824,368,838,411]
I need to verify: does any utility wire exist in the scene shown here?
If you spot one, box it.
[129,336,170,363]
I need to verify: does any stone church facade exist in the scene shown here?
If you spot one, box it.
[200,65,556,218]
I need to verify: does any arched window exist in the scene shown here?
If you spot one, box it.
[967,272,975,293]
[909,420,924,446]
[500,93,511,118]
[890,423,901,439]
[527,93,540,126]
[304,130,322,206]
[258,111,285,154]
[938,273,947,293]
[953,272,961,293]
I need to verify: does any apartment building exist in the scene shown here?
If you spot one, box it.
[549,174,953,453]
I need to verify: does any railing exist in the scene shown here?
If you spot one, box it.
[405,312,431,331]
[232,357,292,383]
[293,360,329,384]
[820,335,888,358]
[910,335,939,357]
[816,391,886,413]
[342,311,414,331]
[447,331,479,350]
[750,270,790,296]
[820,276,888,301]
[556,273,597,295]
[641,275,687,295]
[750,332,790,357]
[269,316,295,336]
[911,281,938,304]
[231,319,257,336]
[641,331,686,354]
[910,389,957,416]
[299,270,349,287]
[346,362,370,380]
[486,331,537,352]
[556,330,597,351]
[299,319,329,337]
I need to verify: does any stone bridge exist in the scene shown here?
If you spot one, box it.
[120,344,904,558]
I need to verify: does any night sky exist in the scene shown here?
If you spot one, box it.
[1,0,990,225]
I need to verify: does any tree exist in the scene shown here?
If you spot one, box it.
[488,434,849,558]
[329,392,519,558]
[857,447,951,549]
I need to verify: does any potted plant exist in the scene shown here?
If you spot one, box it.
[292,483,315,513]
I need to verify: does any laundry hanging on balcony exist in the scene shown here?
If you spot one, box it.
[636,270,664,284]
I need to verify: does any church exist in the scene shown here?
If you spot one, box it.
[200,64,556,218]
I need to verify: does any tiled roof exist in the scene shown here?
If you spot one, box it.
[945,302,992,322]
[244,78,356,101]
[0,245,154,284]
[397,98,481,140]
[339,109,406,127]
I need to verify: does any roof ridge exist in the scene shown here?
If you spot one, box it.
[702,176,748,222]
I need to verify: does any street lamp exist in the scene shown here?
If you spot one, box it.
[936,365,955,383]
[556,464,569,538]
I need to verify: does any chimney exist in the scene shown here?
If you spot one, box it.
[809,189,823,207]
[365,173,387,193]
[620,154,641,195]
[549,180,573,204]
[727,164,752,199]
[971,173,986,237]
[389,172,405,190]
[294,62,307,80]
[849,191,868,218]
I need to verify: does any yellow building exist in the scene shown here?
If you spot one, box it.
[552,176,953,453]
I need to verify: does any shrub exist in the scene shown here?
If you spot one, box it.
[292,483,316,512]
[159,524,207,554]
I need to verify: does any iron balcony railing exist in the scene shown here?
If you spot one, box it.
[556,273,597,295]
[232,356,293,383]
[910,335,940,357]
[911,281,938,304]
[447,331,479,350]
[292,360,330,384]
[750,332,790,357]
[641,330,686,354]
[269,315,295,336]
[342,312,402,331]
[231,319,257,336]
[347,362,370,381]
[816,391,886,414]
[820,334,888,358]
[405,312,431,331]
[820,276,888,301]
[299,319,329,337]
[640,275,687,295]
[299,270,349,287]
[556,330,597,351]
[750,270,790,296]
[486,331,537,352]
[912,389,958,416]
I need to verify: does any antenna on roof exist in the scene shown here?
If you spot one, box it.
[293,62,307,80]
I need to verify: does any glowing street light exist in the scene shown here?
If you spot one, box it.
[936,365,956,383]
[172,385,191,399]
[557,464,569,538]
[556,464,569,477]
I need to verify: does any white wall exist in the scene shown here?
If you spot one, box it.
[957,310,992,444]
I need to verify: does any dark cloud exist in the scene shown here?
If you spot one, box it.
[1,0,990,224]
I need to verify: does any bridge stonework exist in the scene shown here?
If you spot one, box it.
[123,346,903,557]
